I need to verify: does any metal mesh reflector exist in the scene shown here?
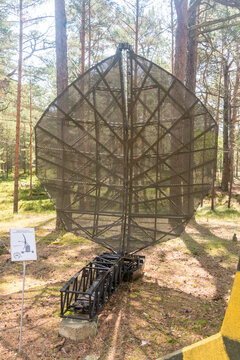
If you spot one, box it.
[35,45,218,254]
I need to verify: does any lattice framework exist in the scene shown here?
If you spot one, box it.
[35,44,218,254]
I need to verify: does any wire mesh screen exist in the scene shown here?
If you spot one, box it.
[35,45,218,254]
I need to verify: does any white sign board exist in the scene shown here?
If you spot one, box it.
[10,228,37,261]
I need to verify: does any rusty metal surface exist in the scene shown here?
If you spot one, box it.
[35,45,218,254]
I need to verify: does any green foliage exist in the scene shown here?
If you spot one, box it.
[0,173,55,214]
[0,0,239,208]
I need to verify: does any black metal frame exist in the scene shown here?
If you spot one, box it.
[35,43,218,321]
[35,43,218,255]
[60,253,145,320]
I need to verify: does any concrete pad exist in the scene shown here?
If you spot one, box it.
[59,317,98,341]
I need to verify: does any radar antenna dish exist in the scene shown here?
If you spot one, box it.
[35,44,218,254]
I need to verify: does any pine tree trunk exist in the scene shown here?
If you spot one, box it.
[174,0,188,82]
[211,55,223,209]
[55,0,68,229]
[228,54,239,207]
[81,0,86,74]
[29,80,33,200]
[171,0,174,74]
[23,122,26,174]
[88,0,91,70]
[236,125,239,178]
[170,0,188,230]
[135,0,139,54]
[13,0,23,213]
[55,0,68,95]
[221,61,230,192]
[186,1,198,92]
[184,0,198,215]
[6,137,9,179]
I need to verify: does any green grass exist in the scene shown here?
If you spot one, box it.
[196,204,240,219]
[194,319,207,327]
[0,172,55,215]
[19,199,54,212]
[41,231,88,246]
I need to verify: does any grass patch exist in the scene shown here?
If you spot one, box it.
[194,319,207,327]
[41,231,88,246]
[167,337,179,344]
[19,199,54,212]
[0,173,55,215]
[196,204,240,219]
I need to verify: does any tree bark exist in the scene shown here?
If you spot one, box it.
[228,54,239,207]
[174,0,188,82]
[29,79,33,200]
[221,60,230,192]
[170,0,188,231]
[211,51,224,210]
[135,0,139,54]
[13,0,23,213]
[186,1,198,92]
[171,0,174,74]
[88,0,91,70]
[81,0,86,74]
[184,0,199,214]
[55,0,68,229]
[55,0,68,95]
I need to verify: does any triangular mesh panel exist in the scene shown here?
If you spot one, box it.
[35,46,218,254]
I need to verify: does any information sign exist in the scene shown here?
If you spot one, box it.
[10,228,37,261]
[10,228,37,352]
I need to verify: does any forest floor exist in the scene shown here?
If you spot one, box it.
[0,175,240,360]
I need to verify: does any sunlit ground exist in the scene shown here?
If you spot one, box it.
[0,175,239,359]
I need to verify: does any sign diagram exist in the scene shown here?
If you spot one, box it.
[10,228,37,261]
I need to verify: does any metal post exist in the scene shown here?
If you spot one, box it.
[19,260,26,352]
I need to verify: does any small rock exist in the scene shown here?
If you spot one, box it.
[140,340,150,346]
[85,356,99,360]
[59,318,98,341]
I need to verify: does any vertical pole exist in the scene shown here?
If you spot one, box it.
[119,46,129,254]
[13,0,23,213]
[29,79,33,200]
[19,260,26,352]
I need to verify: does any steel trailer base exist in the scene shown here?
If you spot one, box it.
[60,253,145,321]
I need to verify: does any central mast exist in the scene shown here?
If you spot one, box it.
[118,43,132,254]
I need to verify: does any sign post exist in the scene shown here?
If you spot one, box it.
[19,260,26,352]
[10,228,37,353]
